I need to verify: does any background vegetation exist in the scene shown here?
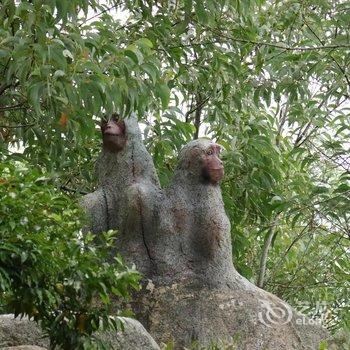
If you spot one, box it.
[0,0,349,347]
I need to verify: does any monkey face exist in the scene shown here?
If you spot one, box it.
[101,115,126,153]
[201,144,224,184]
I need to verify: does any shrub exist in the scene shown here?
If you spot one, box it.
[0,160,140,349]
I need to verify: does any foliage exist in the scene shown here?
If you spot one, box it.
[0,160,140,349]
[0,0,349,335]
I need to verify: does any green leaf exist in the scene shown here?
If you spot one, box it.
[156,83,170,109]
[62,49,73,60]
[28,83,44,114]
[318,340,328,350]
[142,63,158,83]
[125,44,144,64]
[136,38,153,48]
[53,70,65,79]
[253,87,260,106]
[195,1,208,24]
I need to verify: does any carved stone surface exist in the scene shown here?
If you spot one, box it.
[81,116,159,276]
[81,116,330,349]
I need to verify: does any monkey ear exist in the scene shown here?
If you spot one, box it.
[100,113,118,127]
[110,113,120,122]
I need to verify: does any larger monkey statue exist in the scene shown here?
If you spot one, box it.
[82,116,329,350]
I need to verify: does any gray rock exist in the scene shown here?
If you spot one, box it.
[0,315,48,348]
[138,282,329,350]
[98,317,160,350]
[0,314,160,350]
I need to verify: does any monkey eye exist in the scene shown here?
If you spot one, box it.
[206,149,214,155]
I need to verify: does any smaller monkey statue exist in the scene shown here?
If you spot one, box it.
[81,114,159,277]
[100,115,126,153]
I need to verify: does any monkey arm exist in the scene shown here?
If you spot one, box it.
[80,189,109,235]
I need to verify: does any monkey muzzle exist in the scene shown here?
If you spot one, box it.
[203,166,224,184]
[102,133,126,152]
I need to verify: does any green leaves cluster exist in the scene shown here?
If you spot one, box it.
[0,160,140,349]
[0,0,164,183]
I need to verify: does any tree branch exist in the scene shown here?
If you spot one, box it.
[193,95,202,140]
[185,96,209,118]
[302,15,350,89]
[0,103,26,111]
[257,215,279,289]
[60,185,88,195]
[79,4,118,27]
[208,27,350,52]
[0,123,35,128]
[185,94,209,140]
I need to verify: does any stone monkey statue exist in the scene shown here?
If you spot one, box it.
[81,114,159,276]
[153,139,237,287]
[82,118,329,349]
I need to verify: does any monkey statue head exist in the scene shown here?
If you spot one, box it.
[96,113,159,188]
[177,139,224,185]
[101,113,126,153]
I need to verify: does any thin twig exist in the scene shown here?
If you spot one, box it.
[265,222,313,286]
[302,15,350,89]
[0,123,35,128]
[185,96,209,117]
[0,84,11,96]
[79,4,118,27]
[213,30,350,51]
[165,38,350,52]
[0,103,26,112]
[60,185,88,195]
[308,139,350,173]
[257,214,280,288]
[193,93,203,140]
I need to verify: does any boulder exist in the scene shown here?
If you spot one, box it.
[98,317,160,350]
[134,282,329,350]
[0,314,48,348]
[0,314,160,350]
